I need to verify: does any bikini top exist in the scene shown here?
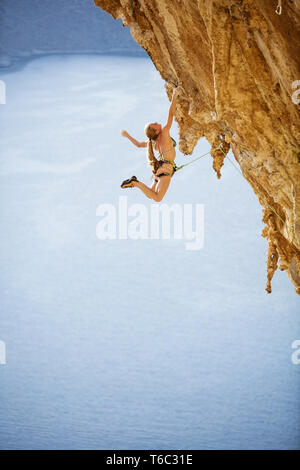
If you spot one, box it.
[154,136,176,148]
[154,136,177,164]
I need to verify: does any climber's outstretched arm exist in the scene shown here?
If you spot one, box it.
[164,87,180,132]
[139,141,148,148]
[121,130,146,147]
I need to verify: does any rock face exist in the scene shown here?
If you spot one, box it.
[94,0,300,295]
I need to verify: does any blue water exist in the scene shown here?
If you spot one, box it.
[0,55,299,450]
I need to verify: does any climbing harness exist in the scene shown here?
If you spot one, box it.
[159,156,178,170]
[275,0,282,15]
[158,144,219,174]
[158,147,211,174]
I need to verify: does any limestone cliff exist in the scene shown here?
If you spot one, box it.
[94,0,300,295]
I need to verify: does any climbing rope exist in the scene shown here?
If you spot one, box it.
[175,149,212,171]
[275,0,282,15]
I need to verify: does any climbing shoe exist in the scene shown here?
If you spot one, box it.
[121,175,138,188]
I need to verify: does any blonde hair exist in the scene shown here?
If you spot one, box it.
[144,123,159,174]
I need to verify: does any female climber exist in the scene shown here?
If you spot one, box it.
[120,87,181,202]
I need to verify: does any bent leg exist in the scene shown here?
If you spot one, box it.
[133,176,171,202]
